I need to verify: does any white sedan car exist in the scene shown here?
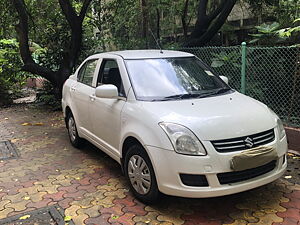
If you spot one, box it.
[62,50,287,203]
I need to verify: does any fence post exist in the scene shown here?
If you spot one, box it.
[241,42,247,94]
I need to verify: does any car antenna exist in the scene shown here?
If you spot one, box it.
[149,28,163,54]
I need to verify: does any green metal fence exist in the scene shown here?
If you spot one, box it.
[179,44,300,128]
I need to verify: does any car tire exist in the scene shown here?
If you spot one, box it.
[124,144,160,204]
[66,112,84,148]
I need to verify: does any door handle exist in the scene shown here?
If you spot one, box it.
[70,87,76,91]
[89,95,96,102]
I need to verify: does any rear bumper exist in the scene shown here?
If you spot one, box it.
[145,134,287,198]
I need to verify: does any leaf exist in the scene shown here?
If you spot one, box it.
[211,60,224,68]
[21,123,32,126]
[249,38,260,44]
[111,215,119,219]
[293,18,300,23]
[33,122,44,126]
[19,215,30,220]
[11,139,19,143]
[249,33,264,37]
[64,216,72,222]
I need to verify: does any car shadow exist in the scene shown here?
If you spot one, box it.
[75,140,289,223]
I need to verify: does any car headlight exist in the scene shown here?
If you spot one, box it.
[159,122,207,156]
[269,108,286,139]
[277,118,286,139]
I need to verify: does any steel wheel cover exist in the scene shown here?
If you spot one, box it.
[68,117,77,142]
[127,155,151,195]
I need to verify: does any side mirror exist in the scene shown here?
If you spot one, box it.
[220,76,229,85]
[95,84,118,98]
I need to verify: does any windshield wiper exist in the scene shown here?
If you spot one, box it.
[199,87,232,97]
[163,93,202,100]
[150,93,201,101]
[209,87,231,95]
[151,88,231,101]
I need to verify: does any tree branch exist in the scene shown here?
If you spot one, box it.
[12,0,92,95]
[185,0,236,46]
[207,0,227,22]
[12,0,33,64]
[58,0,78,28]
[197,0,208,19]
[12,0,56,83]
[79,0,92,21]
[181,0,190,38]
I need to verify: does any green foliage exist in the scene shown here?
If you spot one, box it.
[35,81,62,111]
[0,39,28,105]
[90,0,199,50]
[276,18,300,38]
[249,22,282,44]
[250,20,300,45]
[246,0,300,45]
[0,0,16,39]
[211,51,240,68]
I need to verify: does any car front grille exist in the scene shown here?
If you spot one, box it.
[211,129,275,153]
[217,160,277,184]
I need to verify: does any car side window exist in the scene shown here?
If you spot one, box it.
[78,59,98,86]
[97,59,125,97]
[77,63,86,82]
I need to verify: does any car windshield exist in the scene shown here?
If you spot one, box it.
[125,57,231,101]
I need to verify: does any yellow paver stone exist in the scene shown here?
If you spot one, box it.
[0,207,14,219]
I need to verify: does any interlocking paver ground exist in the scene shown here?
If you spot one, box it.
[0,104,299,225]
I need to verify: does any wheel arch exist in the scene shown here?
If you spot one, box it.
[64,106,72,127]
[121,135,149,173]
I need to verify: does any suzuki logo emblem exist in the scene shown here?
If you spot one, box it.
[244,137,254,148]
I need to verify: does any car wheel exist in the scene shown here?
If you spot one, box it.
[124,144,160,204]
[67,113,84,148]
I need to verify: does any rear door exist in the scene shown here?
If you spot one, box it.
[71,58,99,135]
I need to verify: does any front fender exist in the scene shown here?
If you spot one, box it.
[119,103,174,157]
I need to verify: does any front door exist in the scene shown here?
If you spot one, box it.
[90,59,126,158]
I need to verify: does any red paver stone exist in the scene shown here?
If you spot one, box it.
[43,191,66,201]
[58,197,74,209]
[85,213,111,225]
[77,177,92,186]
[101,204,124,216]
[77,184,98,193]
[63,190,87,200]
[273,217,300,225]
[58,184,80,193]
[277,208,300,220]
[26,198,53,209]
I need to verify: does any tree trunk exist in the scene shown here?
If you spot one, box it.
[140,0,149,48]
[184,0,236,47]
[181,0,190,38]
[11,0,92,98]
[156,8,160,40]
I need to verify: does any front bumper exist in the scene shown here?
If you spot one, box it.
[145,134,287,198]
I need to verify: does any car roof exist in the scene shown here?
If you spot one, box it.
[92,50,194,59]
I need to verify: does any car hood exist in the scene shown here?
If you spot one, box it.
[141,92,277,141]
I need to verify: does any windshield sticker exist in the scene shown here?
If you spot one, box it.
[205,70,214,76]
